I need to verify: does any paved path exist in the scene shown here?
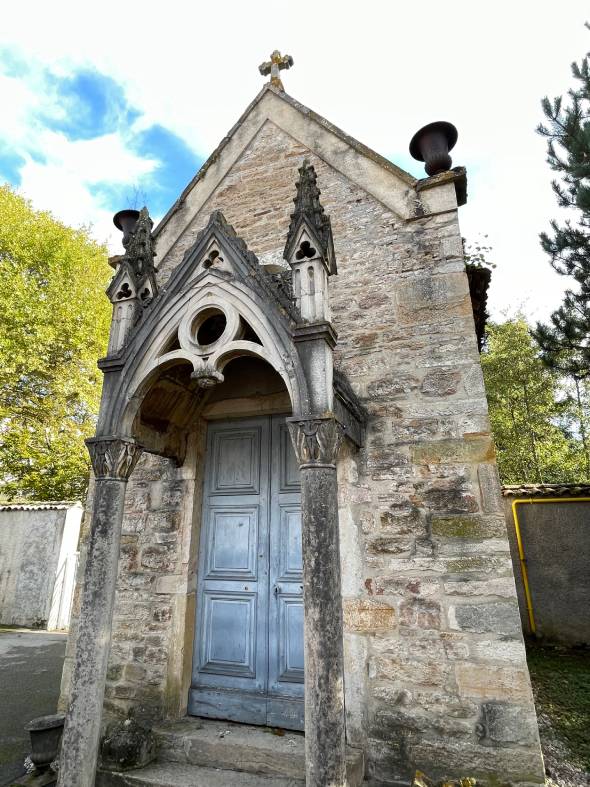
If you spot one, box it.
[0,629,67,786]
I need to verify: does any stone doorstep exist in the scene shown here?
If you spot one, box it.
[94,717,365,786]
[95,762,304,786]
[152,718,364,786]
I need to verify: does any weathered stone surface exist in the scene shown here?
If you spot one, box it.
[399,598,441,630]
[455,663,533,701]
[343,599,396,632]
[371,655,448,686]
[412,436,495,465]
[477,702,540,747]
[420,369,461,398]
[406,736,545,783]
[443,577,515,598]
[431,514,505,539]
[477,463,503,514]
[449,600,522,635]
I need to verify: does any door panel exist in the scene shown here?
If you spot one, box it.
[190,415,303,730]
[212,428,261,494]
[268,419,304,729]
[204,506,259,580]
[199,591,257,677]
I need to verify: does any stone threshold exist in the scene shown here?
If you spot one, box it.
[97,717,365,786]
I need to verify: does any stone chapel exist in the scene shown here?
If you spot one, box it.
[57,54,546,787]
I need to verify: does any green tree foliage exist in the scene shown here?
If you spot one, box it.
[535,28,590,376]
[0,185,111,500]
[482,318,584,484]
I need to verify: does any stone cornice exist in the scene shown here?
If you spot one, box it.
[293,321,337,348]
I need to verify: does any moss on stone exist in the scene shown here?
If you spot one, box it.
[431,516,489,538]
[445,556,490,572]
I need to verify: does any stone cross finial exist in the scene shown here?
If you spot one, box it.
[258,50,293,90]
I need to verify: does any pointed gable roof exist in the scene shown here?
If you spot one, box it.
[153,84,421,262]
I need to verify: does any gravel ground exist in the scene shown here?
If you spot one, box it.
[0,628,66,786]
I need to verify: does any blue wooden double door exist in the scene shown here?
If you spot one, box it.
[189,415,304,730]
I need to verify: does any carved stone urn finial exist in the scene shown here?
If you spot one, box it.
[409,121,458,177]
[113,209,140,246]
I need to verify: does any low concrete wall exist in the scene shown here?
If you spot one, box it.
[504,489,590,645]
[0,503,82,630]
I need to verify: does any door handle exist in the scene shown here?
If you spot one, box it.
[273,585,279,597]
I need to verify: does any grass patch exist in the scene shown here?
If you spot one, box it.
[526,641,590,771]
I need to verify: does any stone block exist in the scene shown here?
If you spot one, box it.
[100,718,156,772]
[371,655,448,686]
[369,576,440,598]
[405,735,545,783]
[366,374,419,401]
[477,701,539,747]
[343,599,396,633]
[420,369,461,398]
[399,598,441,630]
[145,511,181,533]
[367,535,414,556]
[477,463,503,514]
[421,484,479,514]
[395,272,471,327]
[411,435,495,465]
[119,536,139,570]
[140,545,176,572]
[467,638,526,663]
[448,601,522,635]
[443,554,514,576]
[431,515,504,539]
[443,577,515,598]
[455,663,532,701]
[153,604,173,623]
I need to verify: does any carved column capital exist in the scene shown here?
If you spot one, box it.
[287,415,345,469]
[86,436,142,481]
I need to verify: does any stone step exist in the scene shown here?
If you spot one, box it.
[96,762,304,786]
[152,718,364,785]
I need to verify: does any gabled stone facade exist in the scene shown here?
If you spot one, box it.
[59,85,544,786]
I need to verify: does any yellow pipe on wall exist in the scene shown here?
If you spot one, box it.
[510,496,590,635]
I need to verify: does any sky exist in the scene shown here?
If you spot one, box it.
[1,1,589,322]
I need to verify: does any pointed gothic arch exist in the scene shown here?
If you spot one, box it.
[97,212,312,449]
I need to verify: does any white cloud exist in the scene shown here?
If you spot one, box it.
[16,131,158,247]
[2,0,589,316]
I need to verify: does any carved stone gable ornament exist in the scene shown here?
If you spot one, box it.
[283,160,336,276]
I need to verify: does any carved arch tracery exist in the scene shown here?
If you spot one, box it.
[98,213,311,443]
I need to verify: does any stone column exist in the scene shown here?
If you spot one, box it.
[288,415,347,787]
[58,436,142,787]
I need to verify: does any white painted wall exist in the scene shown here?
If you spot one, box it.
[0,503,82,630]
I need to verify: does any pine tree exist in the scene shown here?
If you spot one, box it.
[535,28,590,372]
[534,29,590,477]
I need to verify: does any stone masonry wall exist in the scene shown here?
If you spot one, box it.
[63,120,544,784]
[153,121,544,783]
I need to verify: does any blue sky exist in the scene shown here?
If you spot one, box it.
[1,0,589,320]
[0,53,202,240]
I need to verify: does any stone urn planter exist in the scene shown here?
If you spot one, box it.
[409,121,458,176]
[25,714,66,773]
